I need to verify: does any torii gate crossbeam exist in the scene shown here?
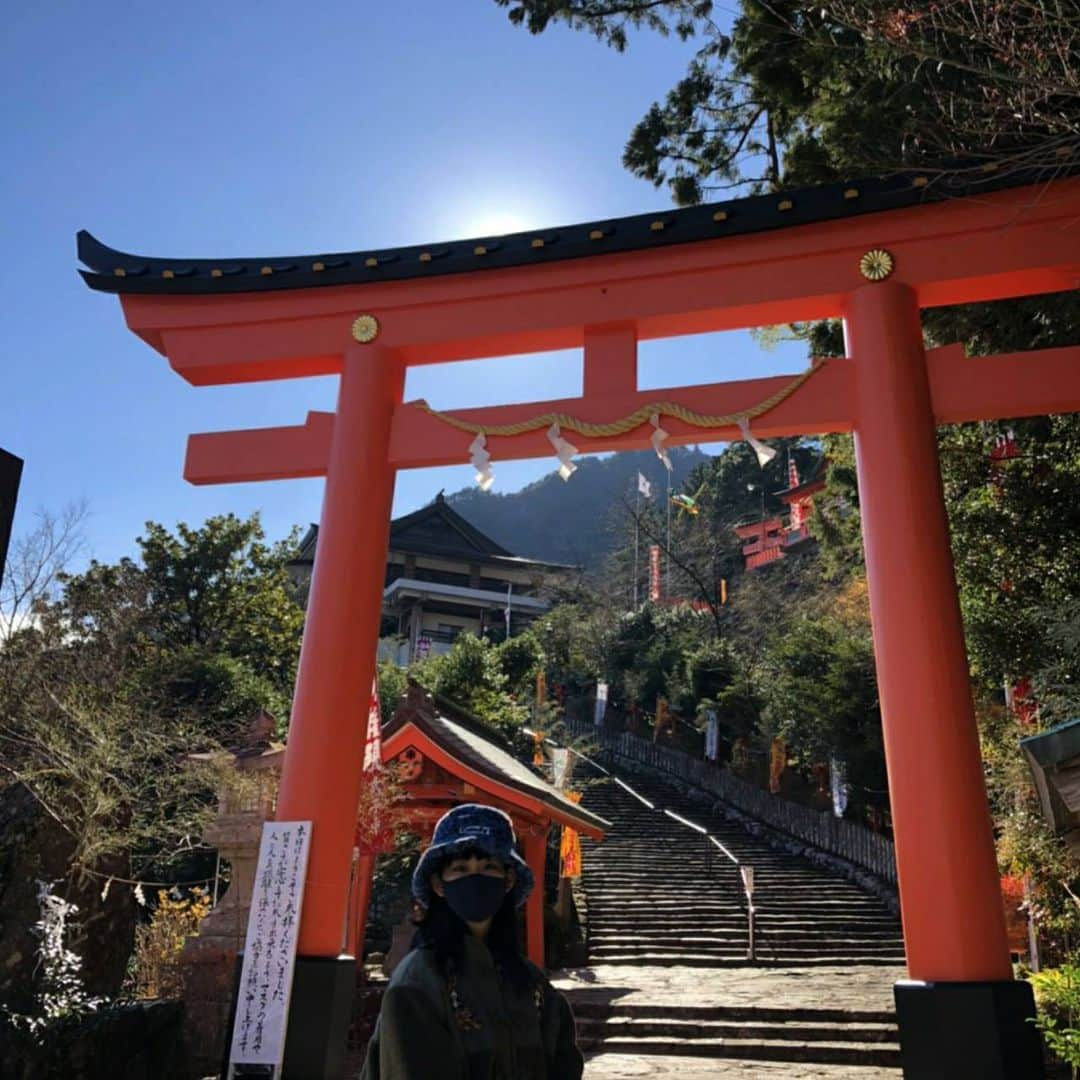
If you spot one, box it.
[80,169,1080,1079]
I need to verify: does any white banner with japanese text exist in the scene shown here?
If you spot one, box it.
[229,821,312,1070]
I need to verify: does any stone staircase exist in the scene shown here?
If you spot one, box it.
[570,767,905,1067]
[572,1001,901,1068]
[580,771,905,967]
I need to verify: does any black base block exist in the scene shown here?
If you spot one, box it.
[894,979,1043,1079]
[280,956,356,1080]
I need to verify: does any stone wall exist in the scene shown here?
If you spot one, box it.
[0,1001,188,1080]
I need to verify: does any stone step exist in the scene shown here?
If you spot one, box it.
[589,932,904,947]
[589,913,898,926]
[576,763,906,1008]
[587,926,901,942]
[567,1001,897,1025]
[575,1016,898,1044]
[586,916,898,929]
[587,949,907,963]
[584,870,865,885]
[584,863,852,876]
[585,865,870,879]
[575,1034,902,1067]
[591,894,885,911]
[590,941,905,956]
[586,953,905,967]
[587,889,877,902]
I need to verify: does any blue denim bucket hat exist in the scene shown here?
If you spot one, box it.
[412,803,535,909]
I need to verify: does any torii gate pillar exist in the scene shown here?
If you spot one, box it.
[274,341,404,1079]
[847,283,1041,1075]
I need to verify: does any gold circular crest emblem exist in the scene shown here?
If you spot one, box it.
[859,249,895,282]
[351,314,380,344]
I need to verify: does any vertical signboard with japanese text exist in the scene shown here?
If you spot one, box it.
[229,821,312,1075]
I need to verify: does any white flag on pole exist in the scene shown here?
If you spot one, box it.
[637,472,652,498]
[504,582,512,636]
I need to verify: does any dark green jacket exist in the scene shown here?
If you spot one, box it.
[360,933,583,1080]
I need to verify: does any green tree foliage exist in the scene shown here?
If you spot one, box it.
[527,598,612,694]
[496,1,711,50]
[942,416,1080,689]
[759,608,885,792]
[1030,963,1080,1076]
[376,657,410,725]
[412,633,528,737]
[497,1,1079,201]
[1036,609,1080,728]
[814,412,1080,700]
[137,518,302,687]
[496,630,546,698]
[606,602,713,710]
[0,513,304,877]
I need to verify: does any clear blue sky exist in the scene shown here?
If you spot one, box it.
[2,2,807,565]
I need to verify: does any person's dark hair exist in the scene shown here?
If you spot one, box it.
[411,848,533,992]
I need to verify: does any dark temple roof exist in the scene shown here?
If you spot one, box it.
[292,493,573,571]
[76,167,1062,296]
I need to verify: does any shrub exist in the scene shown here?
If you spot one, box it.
[2,880,105,1039]
[1031,963,1080,1077]
[127,888,211,1001]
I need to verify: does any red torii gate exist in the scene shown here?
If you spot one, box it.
[80,169,1080,1078]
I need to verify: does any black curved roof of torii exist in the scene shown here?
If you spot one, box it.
[77,167,1066,297]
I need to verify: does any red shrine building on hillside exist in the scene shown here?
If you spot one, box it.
[734,457,827,571]
[290,493,570,664]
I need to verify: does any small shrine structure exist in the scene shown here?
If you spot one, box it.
[348,685,608,969]
[734,457,826,570]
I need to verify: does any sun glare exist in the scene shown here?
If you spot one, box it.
[458,209,533,238]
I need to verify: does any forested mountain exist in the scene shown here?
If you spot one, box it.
[444,447,710,569]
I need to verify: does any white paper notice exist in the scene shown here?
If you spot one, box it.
[229,821,312,1070]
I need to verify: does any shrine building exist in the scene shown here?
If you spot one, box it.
[290,493,571,663]
[347,684,609,971]
[735,457,826,571]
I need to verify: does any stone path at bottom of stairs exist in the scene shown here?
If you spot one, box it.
[580,1053,898,1078]
[552,962,907,1079]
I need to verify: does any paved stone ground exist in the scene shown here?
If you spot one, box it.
[347,963,907,1076]
[552,963,907,1078]
[580,1053,900,1078]
[551,962,906,1012]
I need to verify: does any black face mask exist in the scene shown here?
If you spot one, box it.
[442,873,508,923]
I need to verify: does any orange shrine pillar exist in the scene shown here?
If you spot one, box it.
[846,282,1041,1076]
[275,340,404,1079]
[523,831,547,968]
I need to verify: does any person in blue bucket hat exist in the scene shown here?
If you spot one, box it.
[360,803,583,1080]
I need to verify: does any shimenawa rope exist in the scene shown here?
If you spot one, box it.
[413,360,826,439]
